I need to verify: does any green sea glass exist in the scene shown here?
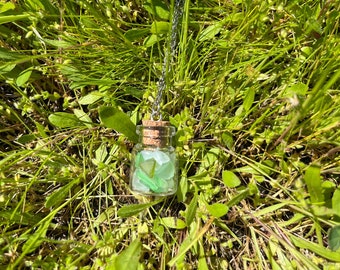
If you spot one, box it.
[140,158,156,178]
[137,169,159,191]
[132,150,175,194]
[130,123,177,196]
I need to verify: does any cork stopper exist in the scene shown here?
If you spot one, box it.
[140,120,171,147]
[142,120,169,127]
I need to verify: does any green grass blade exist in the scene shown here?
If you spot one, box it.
[290,234,340,262]
[0,14,30,24]
[168,217,214,267]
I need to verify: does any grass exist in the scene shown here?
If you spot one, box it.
[1,0,340,269]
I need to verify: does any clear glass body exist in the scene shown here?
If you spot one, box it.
[130,124,178,196]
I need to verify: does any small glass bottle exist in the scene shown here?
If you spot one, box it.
[130,120,178,196]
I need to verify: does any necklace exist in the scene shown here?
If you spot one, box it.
[151,0,185,121]
[130,0,185,196]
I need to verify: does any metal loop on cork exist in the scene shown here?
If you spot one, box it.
[150,109,162,121]
[141,120,171,147]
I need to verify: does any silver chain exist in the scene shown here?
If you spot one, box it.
[151,0,184,121]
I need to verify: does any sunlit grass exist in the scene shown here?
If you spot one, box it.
[1,0,340,269]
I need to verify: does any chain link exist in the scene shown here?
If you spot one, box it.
[151,0,184,121]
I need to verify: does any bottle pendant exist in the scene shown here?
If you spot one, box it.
[130,120,178,196]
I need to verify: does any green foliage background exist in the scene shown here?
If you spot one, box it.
[0,0,339,269]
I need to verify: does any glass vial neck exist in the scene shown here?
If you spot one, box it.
[137,120,175,148]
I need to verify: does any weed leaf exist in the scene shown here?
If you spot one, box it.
[253,202,288,217]
[78,91,103,105]
[94,143,108,164]
[199,22,223,42]
[221,132,234,149]
[118,199,163,217]
[198,240,209,270]
[303,165,324,204]
[150,21,170,34]
[0,63,16,74]
[49,112,83,128]
[243,88,255,112]
[114,239,142,270]
[144,33,160,47]
[161,217,186,229]
[125,28,149,41]
[200,147,220,169]
[45,178,79,208]
[144,0,169,20]
[99,106,138,143]
[22,215,54,254]
[17,134,36,144]
[226,189,250,208]
[284,82,308,97]
[222,170,241,188]
[332,188,340,218]
[177,176,188,202]
[328,226,340,252]
[206,203,229,218]
[185,191,198,226]
[44,39,73,48]
[16,67,32,87]
[73,109,93,128]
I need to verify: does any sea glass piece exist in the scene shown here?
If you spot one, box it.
[134,152,144,166]
[155,159,175,180]
[140,158,156,177]
[141,150,170,165]
[133,150,176,193]
[131,172,150,193]
[137,169,159,192]
[153,151,171,165]
[155,176,168,193]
